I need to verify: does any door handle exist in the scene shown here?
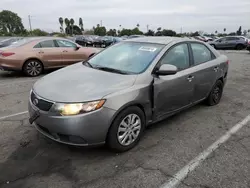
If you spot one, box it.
[214,67,219,72]
[38,51,44,54]
[187,75,194,82]
[63,50,68,52]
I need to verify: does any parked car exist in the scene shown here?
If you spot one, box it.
[92,36,104,47]
[0,37,23,48]
[0,37,99,76]
[75,35,94,46]
[29,37,228,152]
[209,36,248,50]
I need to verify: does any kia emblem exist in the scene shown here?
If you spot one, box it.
[33,99,39,106]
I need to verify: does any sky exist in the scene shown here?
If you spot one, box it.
[1,0,250,33]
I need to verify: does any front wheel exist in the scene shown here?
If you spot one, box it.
[107,106,145,152]
[235,44,244,50]
[23,59,43,77]
[206,80,223,106]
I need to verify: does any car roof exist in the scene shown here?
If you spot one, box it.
[125,36,192,45]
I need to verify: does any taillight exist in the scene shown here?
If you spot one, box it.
[0,52,15,57]
[248,41,250,45]
[226,60,229,65]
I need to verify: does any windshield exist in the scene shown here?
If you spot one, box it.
[88,42,164,74]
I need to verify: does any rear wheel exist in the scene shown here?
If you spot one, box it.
[107,106,145,152]
[206,80,223,106]
[235,44,244,50]
[23,59,43,77]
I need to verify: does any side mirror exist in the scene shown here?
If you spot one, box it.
[75,46,80,51]
[155,64,178,76]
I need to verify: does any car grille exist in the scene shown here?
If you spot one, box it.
[30,91,53,111]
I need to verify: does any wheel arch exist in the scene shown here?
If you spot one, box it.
[22,58,44,71]
[105,101,149,142]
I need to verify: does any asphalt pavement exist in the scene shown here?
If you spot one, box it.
[0,50,250,188]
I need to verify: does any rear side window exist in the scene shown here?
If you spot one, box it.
[39,40,56,48]
[191,43,213,65]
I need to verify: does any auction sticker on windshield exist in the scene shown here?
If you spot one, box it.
[139,46,157,52]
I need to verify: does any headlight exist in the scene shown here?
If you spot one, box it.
[52,100,105,116]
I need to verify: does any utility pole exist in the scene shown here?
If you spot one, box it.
[100,20,102,27]
[146,24,149,32]
[28,15,32,32]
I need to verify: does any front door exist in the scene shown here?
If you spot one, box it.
[55,39,87,66]
[154,43,194,118]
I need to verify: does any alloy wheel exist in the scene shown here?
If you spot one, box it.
[26,61,42,76]
[117,114,141,146]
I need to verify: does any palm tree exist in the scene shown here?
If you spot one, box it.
[59,17,64,33]
[70,18,75,35]
[79,18,83,31]
[64,18,70,34]
[223,28,226,33]
[215,30,218,34]
[157,27,162,31]
[136,23,140,28]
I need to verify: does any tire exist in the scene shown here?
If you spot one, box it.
[206,80,223,106]
[235,44,244,50]
[23,59,43,77]
[107,106,145,152]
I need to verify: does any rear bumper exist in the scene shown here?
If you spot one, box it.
[0,59,22,71]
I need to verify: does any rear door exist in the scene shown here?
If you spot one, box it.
[189,42,219,102]
[154,43,194,118]
[34,40,62,68]
[55,39,87,66]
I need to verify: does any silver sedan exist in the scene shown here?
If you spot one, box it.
[29,37,229,152]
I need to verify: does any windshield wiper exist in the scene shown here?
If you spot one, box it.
[94,66,130,75]
[82,61,93,68]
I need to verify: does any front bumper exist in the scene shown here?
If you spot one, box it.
[28,99,116,146]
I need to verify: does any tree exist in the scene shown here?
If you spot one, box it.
[70,18,75,35]
[93,24,106,36]
[59,17,64,33]
[32,29,48,36]
[157,27,162,31]
[136,23,140,28]
[243,30,247,36]
[228,32,236,36]
[162,29,176,36]
[145,29,155,36]
[248,29,250,33]
[191,31,199,36]
[64,18,70,34]
[106,29,117,36]
[79,18,84,31]
[0,10,25,35]
[236,26,242,35]
[215,30,218,34]
[131,27,143,35]
[223,28,226,33]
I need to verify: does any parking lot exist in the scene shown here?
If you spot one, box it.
[0,50,250,188]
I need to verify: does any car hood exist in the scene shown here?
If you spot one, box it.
[33,63,137,103]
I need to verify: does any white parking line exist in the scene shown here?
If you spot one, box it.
[0,79,37,87]
[0,111,28,120]
[160,114,250,188]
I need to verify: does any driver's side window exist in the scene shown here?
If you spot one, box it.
[160,43,190,70]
